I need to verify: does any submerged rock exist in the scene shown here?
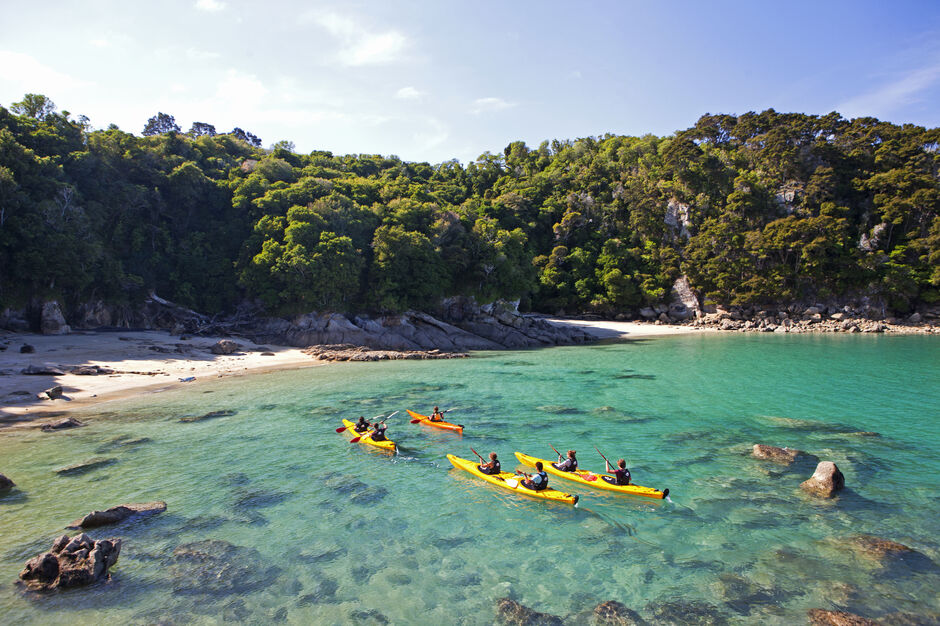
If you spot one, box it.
[169,539,280,596]
[592,600,647,625]
[496,598,565,625]
[41,417,85,431]
[179,409,238,423]
[807,609,879,625]
[55,457,118,476]
[67,501,167,529]
[18,533,121,591]
[646,600,728,625]
[751,444,815,466]
[800,461,845,497]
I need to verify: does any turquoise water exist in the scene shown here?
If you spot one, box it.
[1,333,939,624]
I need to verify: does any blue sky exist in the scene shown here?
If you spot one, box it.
[1,1,939,164]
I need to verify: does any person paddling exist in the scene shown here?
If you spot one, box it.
[370,420,389,442]
[429,406,444,422]
[553,449,578,472]
[518,461,548,491]
[478,451,501,475]
[353,416,371,433]
[604,458,632,486]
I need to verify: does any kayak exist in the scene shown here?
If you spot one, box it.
[514,452,668,499]
[341,419,396,453]
[446,454,579,505]
[407,409,463,433]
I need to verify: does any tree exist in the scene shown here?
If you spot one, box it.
[142,112,181,136]
[188,122,217,137]
[229,127,262,148]
[11,94,56,120]
[271,139,295,153]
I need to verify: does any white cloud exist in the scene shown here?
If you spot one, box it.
[470,97,516,115]
[837,60,940,119]
[310,11,408,66]
[395,86,423,100]
[195,0,226,12]
[0,50,92,94]
[414,117,448,151]
[186,47,222,61]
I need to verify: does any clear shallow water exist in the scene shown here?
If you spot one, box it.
[1,333,939,624]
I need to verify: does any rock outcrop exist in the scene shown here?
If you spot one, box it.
[210,339,243,355]
[800,461,845,497]
[0,473,14,492]
[18,533,121,591]
[39,385,65,400]
[41,301,71,335]
[593,600,647,625]
[41,417,85,431]
[67,501,167,529]
[495,598,565,626]
[807,609,879,626]
[303,344,468,361]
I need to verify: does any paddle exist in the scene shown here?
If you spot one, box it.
[350,412,397,443]
[593,445,611,466]
[550,443,563,460]
[470,447,485,463]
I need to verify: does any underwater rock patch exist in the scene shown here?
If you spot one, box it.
[496,597,565,625]
[592,600,647,625]
[646,600,728,625]
[807,608,879,625]
[179,409,238,423]
[55,457,117,476]
[169,539,280,596]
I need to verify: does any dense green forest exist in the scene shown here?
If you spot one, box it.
[1,93,938,319]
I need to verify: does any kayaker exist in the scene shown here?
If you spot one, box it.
[429,406,444,422]
[353,416,371,433]
[478,452,501,475]
[519,461,548,491]
[604,458,632,485]
[553,450,578,472]
[371,421,389,442]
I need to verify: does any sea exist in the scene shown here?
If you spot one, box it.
[1,333,938,624]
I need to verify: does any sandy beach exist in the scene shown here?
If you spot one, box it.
[0,320,701,427]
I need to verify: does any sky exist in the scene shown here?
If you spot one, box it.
[1,0,939,164]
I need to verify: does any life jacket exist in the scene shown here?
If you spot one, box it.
[354,421,369,433]
[532,470,548,490]
[614,468,631,485]
[371,425,387,441]
[479,459,500,475]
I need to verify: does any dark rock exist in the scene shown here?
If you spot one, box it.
[20,343,35,353]
[55,457,118,476]
[179,409,238,423]
[807,609,879,625]
[751,444,814,465]
[210,339,242,355]
[169,539,279,596]
[67,501,167,529]
[261,352,275,356]
[801,461,845,497]
[41,301,71,335]
[22,364,66,375]
[40,385,64,400]
[593,600,647,625]
[0,472,14,492]
[18,533,121,591]
[496,597,565,625]
[70,365,115,375]
[647,600,728,625]
[41,417,85,431]
[349,609,390,624]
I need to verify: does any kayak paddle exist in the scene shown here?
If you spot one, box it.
[339,412,387,432]
[550,444,563,460]
[470,447,485,463]
[350,411,398,443]
[593,445,611,466]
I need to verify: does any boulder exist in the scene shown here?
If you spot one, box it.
[40,385,64,400]
[496,598,564,626]
[210,340,242,355]
[75,300,113,328]
[18,533,121,591]
[41,301,71,335]
[41,417,85,431]
[751,444,814,466]
[639,307,657,319]
[20,343,35,353]
[592,600,647,625]
[22,364,66,375]
[0,308,30,332]
[807,609,879,626]
[67,501,167,529]
[0,473,14,492]
[800,461,845,497]
[909,312,922,324]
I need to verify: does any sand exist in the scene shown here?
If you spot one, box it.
[0,321,702,426]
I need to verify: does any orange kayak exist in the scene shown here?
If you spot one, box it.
[406,409,463,433]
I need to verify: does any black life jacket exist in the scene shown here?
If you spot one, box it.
[371,425,387,441]
[533,470,548,490]
[480,459,501,475]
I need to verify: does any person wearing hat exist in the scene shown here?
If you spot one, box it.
[429,406,444,422]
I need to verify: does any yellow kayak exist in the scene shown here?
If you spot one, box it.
[341,419,396,453]
[447,454,579,505]
[514,452,668,499]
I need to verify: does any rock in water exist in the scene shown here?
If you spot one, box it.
[169,539,280,596]
[593,600,647,625]
[807,609,879,625]
[210,340,242,355]
[41,417,85,431]
[55,457,118,476]
[800,461,845,497]
[0,473,14,492]
[496,598,565,625]
[18,533,121,591]
[67,501,167,529]
[751,444,809,465]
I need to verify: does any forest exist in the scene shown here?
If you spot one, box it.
[1,93,938,319]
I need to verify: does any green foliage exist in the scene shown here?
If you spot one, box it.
[1,94,938,318]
